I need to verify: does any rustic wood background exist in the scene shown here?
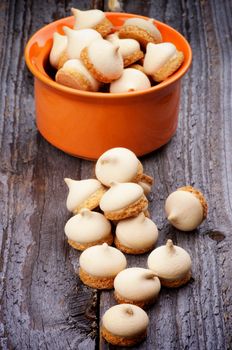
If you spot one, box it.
[0,0,232,349]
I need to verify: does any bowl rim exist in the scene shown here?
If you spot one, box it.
[25,12,192,99]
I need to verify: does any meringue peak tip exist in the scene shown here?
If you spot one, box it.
[166,239,174,249]
[71,7,80,14]
[125,306,134,316]
[144,271,156,279]
[137,212,146,221]
[168,214,177,222]
[100,156,117,165]
[64,177,72,186]
[110,181,119,187]
[102,242,109,249]
[62,26,70,33]
[113,45,120,53]
[80,208,91,216]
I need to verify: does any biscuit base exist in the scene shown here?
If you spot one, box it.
[128,64,146,74]
[101,326,147,346]
[159,270,192,288]
[151,51,184,82]
[79,267,115,289]
[119,25,162,47]
[103,195,148,220]
[143,209,150,218]
[133,162,154,187]
[56,69,93,91]
[68,234,114,251]
[132,161,144,183]
[123,50,144,67]
[114,291,156,309]
[73,186,107,214]
[114,236,154,255]
[111,209,149,224]
[94,17,113,37]
[57,51,69,70]
[137,173,154,186]
[81,47,122,83]
[178,186,208,219]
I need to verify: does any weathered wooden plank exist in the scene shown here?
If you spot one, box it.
[0,0,232,349]
[0,0,103,349]
[100,0,232,349]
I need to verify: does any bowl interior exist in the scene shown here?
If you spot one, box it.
[25,12,192,96]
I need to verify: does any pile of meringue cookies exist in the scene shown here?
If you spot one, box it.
[50,8,184,93]
[64,147,208,347]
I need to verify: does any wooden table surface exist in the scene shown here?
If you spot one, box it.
[1,0,232,349]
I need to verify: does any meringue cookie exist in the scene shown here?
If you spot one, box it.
[100,182,148,220]
[64,178,106,214]
[119,17,162,47]
[71,8,113,37]
[147,239,192,287]
[95,147,153,188]
[106,33,144,67]
[95,147,141,186]
[101,304,149,346]
[49,32,67,69]
[115,212,158,254]
[114,267,161,308]
[80,39,124,83]
[143,42,184,82]
[165,186,207,231]
[110,68,151,93]
[59,26,102,67]
[79,243,127,289]
[64,208,113,250]
[56,59,100,91]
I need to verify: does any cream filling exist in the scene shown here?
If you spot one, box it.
[72,8,105,29]
[63,26,102,59]
[116,212,158,249]
[165,190,204,231]
[144,42,178,74]
[64,209,111,243]
[64,178,102,212]
[100,182,144,212]
[114,267,161,301]
[49,32,67,69]
[123,17,162,41]
[110,68,151,93]
[95,147,139,186]
[88,39,123,78]
[106,33,141,57]
[79,243,127,277]
[147,240,192,280]
[102,304,149,338]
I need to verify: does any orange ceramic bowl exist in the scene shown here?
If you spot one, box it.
[25,12,192,160]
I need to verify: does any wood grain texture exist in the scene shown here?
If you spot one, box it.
[101,0,232,349]
[0,1,100,349]
[0,0,232,349]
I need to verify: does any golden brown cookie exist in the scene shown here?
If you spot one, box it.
[79,243,127,289]
[101,304,149,346]
[151,51,184,82]
[64,178,107,214]
[80,39,123,83]
[178,186,208,219]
